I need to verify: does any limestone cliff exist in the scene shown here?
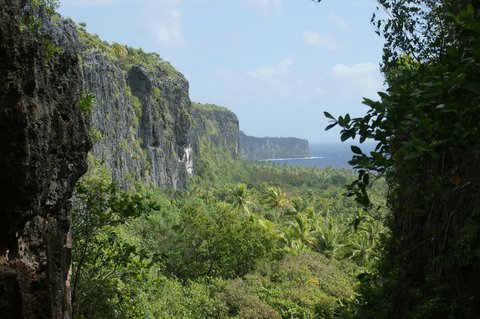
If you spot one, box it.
[191,103,240,159]
[78,30,193,189]
[0,1,90,318]
[239,131,310,160]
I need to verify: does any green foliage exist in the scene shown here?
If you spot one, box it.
[73,151,389,318]
[77,26,180,77]
[193,139,247,183]
[325,1,480,317]
[125,85,142,121]
[88,127,104,144]
[226,183,254,215]
[215,279,281,319]
[78,90,95,117]
[72,158,159,318]
[19,15,41,33]
[131,95,142,119]
[146,199,275,280]
[83,133,392,317]
[32,0,59,12]
[256,253,357,319]
[19,0,59,32]
[192,102,232,113]
[42,38,61,65]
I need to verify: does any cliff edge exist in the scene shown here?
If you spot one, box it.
[239,131,310,161]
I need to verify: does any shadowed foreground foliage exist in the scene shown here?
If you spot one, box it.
[325,1,480,318]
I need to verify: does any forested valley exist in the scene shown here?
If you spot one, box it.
[1,0,479,318]
[71,0,480,316]
[71,149,388,318]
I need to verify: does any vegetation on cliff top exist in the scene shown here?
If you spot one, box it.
[192,102,233,113]
[76,23,177,76]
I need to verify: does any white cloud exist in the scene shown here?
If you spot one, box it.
[329,63,383,99]
[249,0,283,17]
[61,0,186,48]
[140,0,185,48]
[303,31,342,51]
[247,57,293,81]
[245,57,300,98]
[146,8,185,48]
[243,57,334,102]
[328,12,351,32]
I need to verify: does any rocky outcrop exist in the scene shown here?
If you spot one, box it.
[239,131,309,160]
[78,31,193,189]
[127,65,192,189]
[191,103,240,159]
[0,1,90,318]
[81,52,148,188]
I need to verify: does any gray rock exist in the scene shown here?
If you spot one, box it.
[127,65,192,189]
[0,1,90,318]
[78,40,194,189]
[191,103,240,160]
[82,53,148,188]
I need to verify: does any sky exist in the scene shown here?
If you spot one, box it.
[58,0,385,143]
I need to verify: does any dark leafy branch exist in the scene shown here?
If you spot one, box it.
[325,3,480,210]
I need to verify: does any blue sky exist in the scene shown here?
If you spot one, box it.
[58,0,385,143]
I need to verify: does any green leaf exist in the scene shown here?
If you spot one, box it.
[325,123,337,131]
[324,111,335,120]
[341,132,350,142]
[351,145,363,155]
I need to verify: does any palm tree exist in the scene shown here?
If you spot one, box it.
[263,186,290,223]
[228,183,253,215]
[347,233,373,267]
[360,220,383,248]
[280,228,309,254]
[314,216,344,259]
[290,196,307,214]
[288,214,315,246]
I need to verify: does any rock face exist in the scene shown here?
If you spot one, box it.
[78,31,194,189]
[81,53,148,188]
[191,103,240,159]
[239,131,309,160]
[127,65,192,188]
[0,1,90,318]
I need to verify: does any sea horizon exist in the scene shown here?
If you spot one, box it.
[263,142,377,169]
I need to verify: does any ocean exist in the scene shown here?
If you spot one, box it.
[262,142,377,169]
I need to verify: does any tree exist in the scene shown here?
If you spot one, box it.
[71,160,159,318]
[227,183,254,215]
[314,216,344,259]
[347,233,373,267]
[289,196,308,214]
[263,186,290,223]
[160,200,275,280]
[325,1,480,317]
